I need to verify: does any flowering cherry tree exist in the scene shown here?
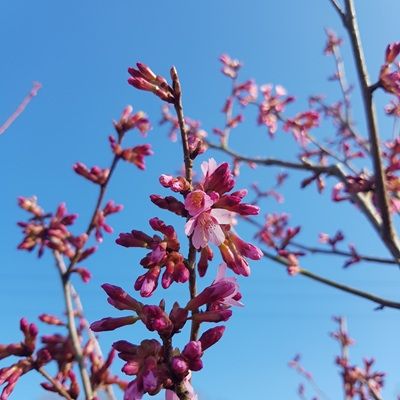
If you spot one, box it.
[1,0,400,399]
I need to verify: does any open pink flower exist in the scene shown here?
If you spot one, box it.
[184,191,233,249]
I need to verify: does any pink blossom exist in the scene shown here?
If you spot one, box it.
[187,263,242,310]
[184,190,214,217]
[219,54,242,79]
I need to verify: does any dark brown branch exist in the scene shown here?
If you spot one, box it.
[262,250,400,310]
[328,0,345,20]
[343,0,400,259]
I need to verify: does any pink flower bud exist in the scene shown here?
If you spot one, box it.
[90,316,136,332]
[140,305,173,336]
[385,42,400,63]
[39,314,65,326]
[198,246,213,277]
[72,267,92,283]
[203,162,235,195]
[169,303,188,332]
[186,280,237,310]
[199,326,226,351]
[182,341,202,361]
[102,284,143,313]
[150,194,188,217]
[171,356,189,376]
[192,309,232,323]
[116,230,153,248]
[135,267,160,297]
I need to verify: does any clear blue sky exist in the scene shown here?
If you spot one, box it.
[1,1,400,399]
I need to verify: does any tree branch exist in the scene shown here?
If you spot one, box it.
[328,0,346,21]
[54,251,94,399]
[262,249,400,310]
[343,0,400,259]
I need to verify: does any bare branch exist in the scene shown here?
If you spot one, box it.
[206,140,340,175]
[0,82,42,135]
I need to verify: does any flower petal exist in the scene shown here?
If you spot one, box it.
[210,208,234,224]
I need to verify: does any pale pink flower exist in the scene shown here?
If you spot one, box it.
[184,190,233,249]
[184,190,214,217]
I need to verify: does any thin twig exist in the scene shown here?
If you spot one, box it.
[290,241,397,265]
[66,152,120,275]
[36,366,73,400]
[262,249,400,310]
[206,140,339,175]
[0,82,42,135]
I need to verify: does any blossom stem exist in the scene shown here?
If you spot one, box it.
[171,68,200,342]
[66,148,121,275]
[36,366,74,400]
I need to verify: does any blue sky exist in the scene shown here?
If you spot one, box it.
[1,1,400,399]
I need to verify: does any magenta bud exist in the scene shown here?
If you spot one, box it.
[150,194,188,217]
[122,362,140,376]
[199,326,226,351]
[192,309,232,323]
[102,284,143,313]
[169,303,188,332]
[182,341,202,360]
[186,280,237,310]
[39,314,65,326]
[140,305,173,336]
[204,162,235,195]
[90,316,136,332]
[112,340,137,354]
[116,230,153,248]
[171,356,189,376]
[188,358,203,371]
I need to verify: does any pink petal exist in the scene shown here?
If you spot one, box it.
[207,223,225,246]
[192,224,207,249]
[210,208,234,224]
[201,158,218,178]
[185,218,196,236]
